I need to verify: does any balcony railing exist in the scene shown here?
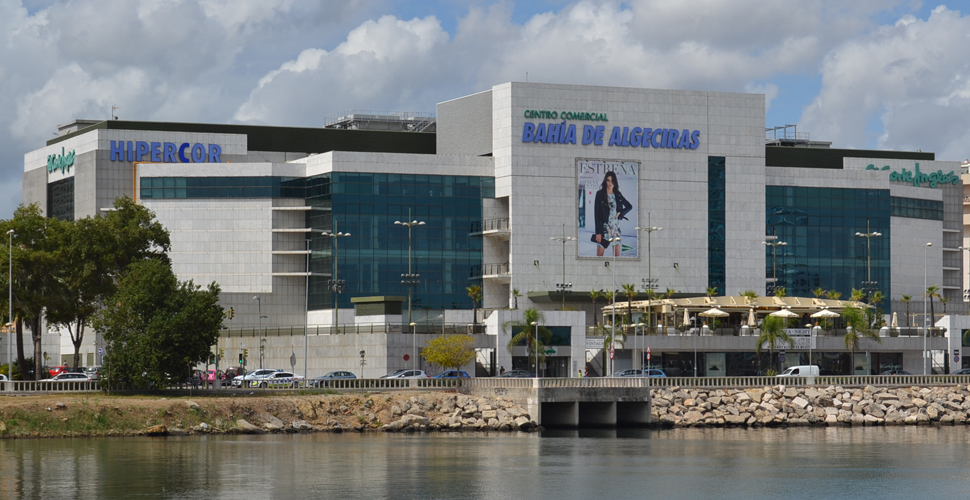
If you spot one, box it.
[470,262,510,278]
[470,218,509,234]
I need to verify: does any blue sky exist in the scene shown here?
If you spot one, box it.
[3,0,970,219]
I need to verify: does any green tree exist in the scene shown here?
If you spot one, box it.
[92,259,223,389]
[842,305,882,373]
[511,288,521,309]
[466,285,482,325]
[502,307,552,374]
[869,291,886,328]
[755,315,792,374]
[940,295,949,314]
[421,334,476,373]
[706,286,717,299]
[4,204,68,379]
[850,288,865,302]
[900,294,912,327]
[773,286,787,297]
[812,287,826,298]
[826,290,842,300]
[622,283,637,325]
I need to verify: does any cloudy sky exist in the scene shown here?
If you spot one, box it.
[2,0,969,219]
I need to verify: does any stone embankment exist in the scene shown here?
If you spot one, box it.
[652,384,970,427]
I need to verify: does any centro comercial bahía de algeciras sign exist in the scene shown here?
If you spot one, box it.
[521,109,701,149]
[866,163,959,188]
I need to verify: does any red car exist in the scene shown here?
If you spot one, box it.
[48,365,70,378]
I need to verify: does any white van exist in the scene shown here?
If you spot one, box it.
[777,365,819,377]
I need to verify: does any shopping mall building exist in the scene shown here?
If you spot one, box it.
[21,82,970,377]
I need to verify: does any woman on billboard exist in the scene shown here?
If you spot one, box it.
[591,171,633,257]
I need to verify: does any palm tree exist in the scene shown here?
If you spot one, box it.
[755,315,792,374]
[589,289,603,325]
[511,288,521,310]
[842,305,882,374]
[826,290,842,300]
[502,307,552,374]
[812,287,826,299]
[466,285,482,325]
[900,294,912,327]
[741,290,758,304]
[926,285,940,328]
[774,286,786,297]
[849,288,865,302]
[869,291,885,327]
[622,283,637,325]
[940,295,949,315]
[706,286,717,299]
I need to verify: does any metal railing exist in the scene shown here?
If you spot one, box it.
[470,218,509,234]
[470,262,510,278]
[221,323,490,338]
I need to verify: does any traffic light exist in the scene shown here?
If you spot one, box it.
[219,348,225,361]
[226,307,234,319]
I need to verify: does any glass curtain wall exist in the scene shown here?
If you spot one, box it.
[765,186,891,305]
[306,172,493,313]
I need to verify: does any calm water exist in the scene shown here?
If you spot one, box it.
[3,427,970,499]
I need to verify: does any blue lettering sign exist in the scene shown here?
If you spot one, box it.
[109,141,222,163]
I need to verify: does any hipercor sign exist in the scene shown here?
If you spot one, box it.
[110,141,222,163]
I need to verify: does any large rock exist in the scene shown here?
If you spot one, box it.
[145,425,167,436]
[235,419,264,434]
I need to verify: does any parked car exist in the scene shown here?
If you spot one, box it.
[43,372,91,382]
[615,369,667,377]
[432,370,470,379]
[48,365,70,378]
[82,366,101,380]
[777,365,819,377]
[0,374,7,381]
[953,368,970,375]
[497,369,535,378]
[231,368,280,388]
[380,369,429,379]
[880,369,913,375]
[311,371,357,387]
[251,371,304,388]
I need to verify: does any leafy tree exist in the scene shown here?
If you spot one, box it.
[92,259,223,389]
[940,295,949,314]
[502,307,552,373]
[773,286,787,297]
[900,294,912,327]
[706,286,717,298]
[466,285,482,325]
[421,334,476,374]
[812,287,826,298]
[869,291,886,328]
[842,305,882,373]
[755,315,792,374]
[511,288,521,309]
[4,204,68,379]
[826,290,842,300]
[850,288,865,302]
[621,283,637,325]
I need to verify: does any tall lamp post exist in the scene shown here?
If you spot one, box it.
[606,236,620,376]
[252,295,264,369]
[395,210,425,325]
[762,237,787,294]
[303,237,310,384]
[958,245,970,316]
[322,222,351,334]
[636,214,663,354]
[7,229,13,384]
[409,322,417,369]
[855,220,882,301]
[923,241,932,375]
[550,224,575,310]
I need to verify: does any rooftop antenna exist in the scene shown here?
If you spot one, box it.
[526,72,528,82]
[111,105,119,120]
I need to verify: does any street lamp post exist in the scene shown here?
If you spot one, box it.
[636,214,663,358]
[550,224,575,310]
[322,221,351,334]
[409,322,417,369]
[7,229,13,385]
[855,220,882,301]
[606,236,620,376]
[395,209,425,326]
[303,238,310,385]
[924,242,932,375]
[252,295,263,369]
[762,237,787,294]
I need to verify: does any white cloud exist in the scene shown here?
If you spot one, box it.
[799,5,970,157]
[746,82,780,113]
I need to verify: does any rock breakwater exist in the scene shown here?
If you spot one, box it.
[652,384,970,427]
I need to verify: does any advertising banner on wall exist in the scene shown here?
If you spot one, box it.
[577,159,639,258]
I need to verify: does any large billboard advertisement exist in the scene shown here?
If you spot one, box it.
[577,159,639,258]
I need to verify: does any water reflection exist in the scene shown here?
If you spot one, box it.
[2,428,970,499]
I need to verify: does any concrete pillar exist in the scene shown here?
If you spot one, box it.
[617,401,651,426]
[540,401,579,428]
[579,402,616,428]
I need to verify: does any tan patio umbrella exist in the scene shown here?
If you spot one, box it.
[891,312,898,329]
[700,307,729,319]
[683,308,690,326]
[810,309,840,319]
[769,308,799,318]
[748,308,756,326]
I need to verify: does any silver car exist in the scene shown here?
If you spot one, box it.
[231,368,280,388]
[380,369,429,379]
